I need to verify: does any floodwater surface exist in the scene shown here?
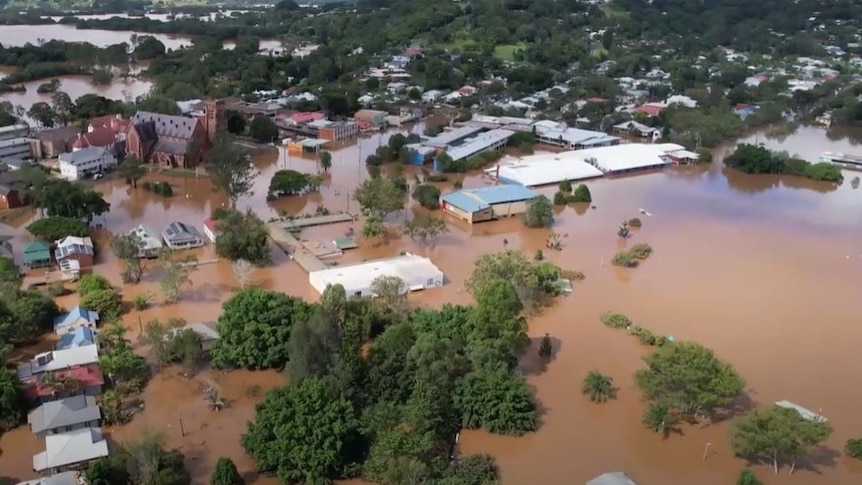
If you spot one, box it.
[0,125,861,484]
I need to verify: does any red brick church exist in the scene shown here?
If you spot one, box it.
[125,99,225,168]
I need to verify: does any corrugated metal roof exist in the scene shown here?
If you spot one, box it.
[446,128,514,162]
[441,191,488,213]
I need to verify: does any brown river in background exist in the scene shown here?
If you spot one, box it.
[0,124,861,484]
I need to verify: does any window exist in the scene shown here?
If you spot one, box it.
[354,291,362,297]
[426,278,434,285]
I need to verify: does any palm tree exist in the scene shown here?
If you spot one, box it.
[205,391,226,412]
[581,371,614,403]
[642,402,680,437]
[617,221,630,239]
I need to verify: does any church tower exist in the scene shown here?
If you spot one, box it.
[204,99,226,144]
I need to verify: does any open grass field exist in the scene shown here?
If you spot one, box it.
[493,43,525,61]
[598,3,630,19]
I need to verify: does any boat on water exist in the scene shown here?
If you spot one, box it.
[819,151,862,171]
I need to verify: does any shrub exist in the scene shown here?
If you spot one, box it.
[562,270,585,281]
[846,438,862,460]
[412,184,441,210]
[524,195,554,228]
[629,243,653,260]
[453,179,463,189]
[48,281,69,297]
[696,147,713,163]
[553,191,569,206]
[571,184,592,203]
[611,250,638,268]
[600,312,632,329]
[558,180,572,193]
[80,288,124,321]
[77,274,112,297]
[736,469,763,485]
[425,173,447,182]
[627,217,642,228]
[132,292,153,311]
[142,181,174,197]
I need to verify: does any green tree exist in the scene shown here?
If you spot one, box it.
[354,177,405,218]
[285,311,341,382]
[411,183,441,210]
[0,367,25,431]
[248,116,279,143]
[320,283,347,324]
[26,216,89,241]
[737,470,763,485]
[538,333,552,359]
[440,454,499,485]
[241,378,361,483]
[571,184,592,203]
[371,275,408,313]
[226,111,246,135]
[454,367,537,436]
[156,249,196,303]
[367,322,418,404]
[319,151,332,172]
[362,215,386,240]
[214,210,270,265]
[730,405,833,474]
[581,371,614,403]
[211,288,314,369]
[0,256,20,286]
[466,251,561,311]
[524,195,554,228]
[51,91,74,126]
[118,156,147,188]
[403,215,449,247]
[642,401,680,437]
[110,233,144,284]
[635,342,746,419]
[846,438,862,460]
[80,288,123,321]
[32,179,110,220]
[267,169,309,198]
[28,102,56,128]
[211,457,244,485]
[205,132,255,207]
[99,346,149,388]
[1,289,59,342]
[78,274,112,297]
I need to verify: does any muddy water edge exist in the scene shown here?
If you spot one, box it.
[0,125,861,484]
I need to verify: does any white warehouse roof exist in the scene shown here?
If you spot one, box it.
[578,143,674,173]
[309,253,444,296]
[486,152,604,187]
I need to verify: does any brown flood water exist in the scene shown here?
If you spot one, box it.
[1,124,862,484]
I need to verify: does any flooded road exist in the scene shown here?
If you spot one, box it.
[1,124,861,484]
[0,70,152,108]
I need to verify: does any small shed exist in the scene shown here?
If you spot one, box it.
[23,241,52,269]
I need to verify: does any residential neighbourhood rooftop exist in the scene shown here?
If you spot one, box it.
[56,326,97,350]
[27,395,101,435]
[54,305,99,333]
[33,427,109,472]
[17,345,100,379]
[442,184,538,213]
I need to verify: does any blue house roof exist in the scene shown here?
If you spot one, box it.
[442,184,538,213]
[54,305,99,331]
[56,327,96,350]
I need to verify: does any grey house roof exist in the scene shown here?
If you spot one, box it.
[58,146,110,165]
[162,221,204,246]
[131,112,198,139]
[587,472,638,485]
[33,427,109,471]
[15,471,79,485]
[28,395,101,435]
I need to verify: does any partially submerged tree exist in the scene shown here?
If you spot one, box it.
[110,232,144,283]
[523,195,554,228]
[286,311,342,382]
[319,151,332,172]
[26,217,89,241]
[729,405,832,474]
[211,457,245,485]
[156,248,197,303]
[214,210,270,265]
[118,155,147,188]
[230,259,254,288]
[411,184,441,210]
[354,176,405,218]
[403,215,449,247]
[581,371,614,403]
[371,275,408,314]
[206,132,255,207]
[642,401,681,437]
[635,342,745,420]
[267,169,309,198]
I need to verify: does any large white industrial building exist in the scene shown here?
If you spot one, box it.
[485,143,697,186]
[308,253,444,297]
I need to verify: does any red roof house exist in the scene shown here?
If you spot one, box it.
[22,364,104,401]
[632,104,665,117]
[202,218,219,243]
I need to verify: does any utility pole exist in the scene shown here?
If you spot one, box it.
[179,416,186,437]
[702,442,712,461]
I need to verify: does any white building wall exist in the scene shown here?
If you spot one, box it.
[59,151,116,180]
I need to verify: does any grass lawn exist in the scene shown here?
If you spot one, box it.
[598,3,630,19]
[493,43,525,61]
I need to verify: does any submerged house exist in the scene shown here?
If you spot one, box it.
[55,327,97,351]
[23,241,52,269]
[129,224,163,258]
[54,236,95,270]
[587,472,638,485]
[308,253,444,297]
[441,185,538,224]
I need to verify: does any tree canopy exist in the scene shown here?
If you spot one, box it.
[635,341,745,419]
[205,132,255,207]
[213,209,271,265]
[211,288,315,369]
[26,216,89,241]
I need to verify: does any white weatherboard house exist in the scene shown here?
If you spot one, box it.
[32,427,109,473]
[58,146,115,180]
[308,253,444,297]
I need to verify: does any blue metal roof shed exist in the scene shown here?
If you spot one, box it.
[441,184,538,219]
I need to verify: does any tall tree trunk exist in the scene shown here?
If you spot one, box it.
[773,453,779,474]
[789,460,796,475]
